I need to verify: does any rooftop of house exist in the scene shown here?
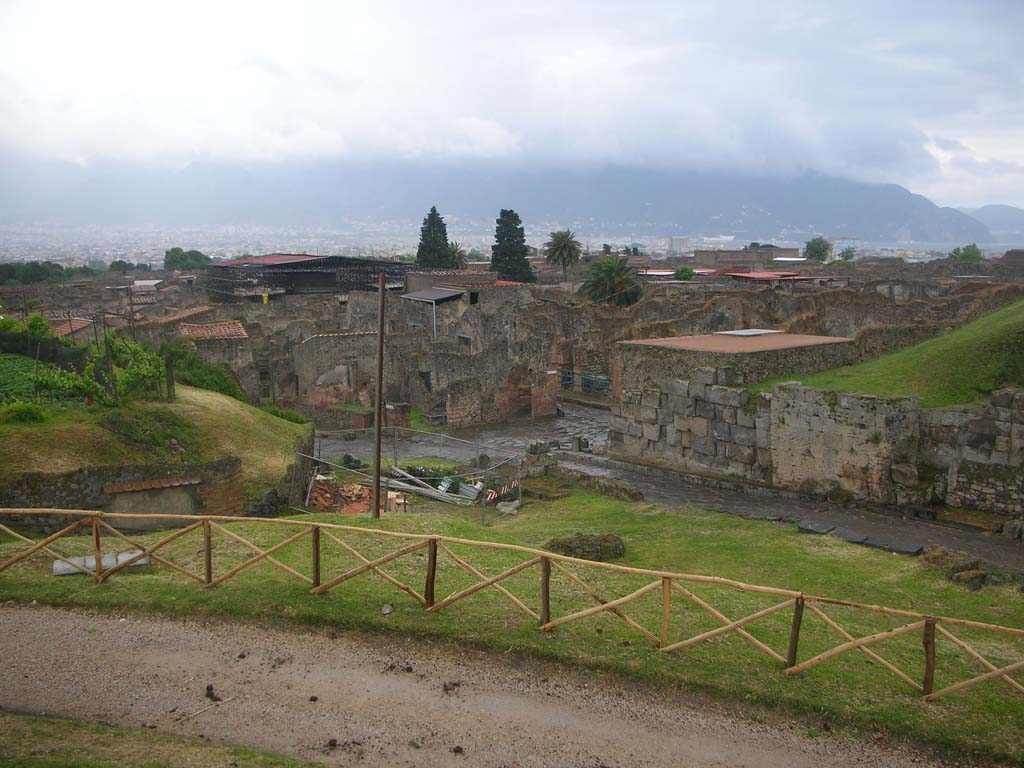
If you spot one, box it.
[51,317,93,337]
[621,331,854,354]
[139,306,212,326]
[212,253,322,268]
[179,320,249,341]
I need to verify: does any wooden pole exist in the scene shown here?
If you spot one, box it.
[203,520,212,585]
[312,526,321,589]
[660,577,671,648]
[785,620,925,676]
[540,557,551,626]
[923,618,936,696]
[787,595,805,668]
[92,517,102,583]
[371,271,386,519]
[424,538,437,608]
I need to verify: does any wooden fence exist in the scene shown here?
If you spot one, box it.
[1,508,1022,704]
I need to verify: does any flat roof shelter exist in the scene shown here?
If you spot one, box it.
[401,288,465,337]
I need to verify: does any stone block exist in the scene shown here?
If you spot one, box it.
[626,421,643,438]
[710,421,732,441]
[890,463,918,486]
[690,368,717,387]
[639,406,658,424]
[657,408,673,426]
[736,408,756,429]
[608,415,628,433]
[663,379,689,397]
[706,385,748,408]
[755,428,771,449]
[642,423,661,441]
[726,443,756,464]
[690,416,708,436]
[718,405,737,425]
[716,366,741,387]
[691,435,717,456]
[641,390,661,409]
[695,400,715,420]
[991,389,1016,408]
[756,448,771,466]
[666,429,680,447]
[732,425,757,447]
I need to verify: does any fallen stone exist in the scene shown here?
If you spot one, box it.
[951,569,987,591]
[797,519,835,535]
[53,550,150,577]
[496,500,521,515]
[920,548,980,579]
[544,533,625,562]
[831,527,867,545]
[862,536,924,557]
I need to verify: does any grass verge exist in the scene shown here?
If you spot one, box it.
[750,297,1024,407]
[0,711,317,768]
[0,479,1021,762]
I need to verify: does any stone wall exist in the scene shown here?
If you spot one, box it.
[609,366,1024,516]
[0,457,244,531]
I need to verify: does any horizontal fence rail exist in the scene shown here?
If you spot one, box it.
[0,508,1022,705]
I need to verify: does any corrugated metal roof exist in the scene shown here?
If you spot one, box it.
[212,254,321,268]
[401,288,465,303]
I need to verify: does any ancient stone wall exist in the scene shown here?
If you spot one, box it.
[0,457,244,531]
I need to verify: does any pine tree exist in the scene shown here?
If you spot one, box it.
[415,206,451,268]
[490,209,536,282]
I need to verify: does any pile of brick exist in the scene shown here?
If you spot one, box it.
[311,479,371,514]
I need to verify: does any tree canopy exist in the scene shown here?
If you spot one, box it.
[491,209,536,282]
[415,206,452,268]
[164,248,211,271]
[542,230,583,281]
[448,241,468,270]
[673,265,696,280]
[578,255,643,306]
[950,243,984,261]
[838,246,857,261]
[804,236,833,262]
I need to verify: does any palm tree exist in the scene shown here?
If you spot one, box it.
[578,255,643,306]
[448,241,467,270]
[543,229,583,282]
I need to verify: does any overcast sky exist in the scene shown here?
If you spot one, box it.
[1,0,1022,207]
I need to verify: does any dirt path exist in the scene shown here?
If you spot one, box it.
[0,604,974,768]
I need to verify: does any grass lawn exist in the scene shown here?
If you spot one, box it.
[1,478,1022,761]
[750,297,1024,407]
[0,712,317,768]
[0,385,309,495]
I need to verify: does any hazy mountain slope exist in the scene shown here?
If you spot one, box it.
[965,204,1024,235]
[0,155,990,242]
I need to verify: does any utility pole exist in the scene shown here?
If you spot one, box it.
[371,271,386,519]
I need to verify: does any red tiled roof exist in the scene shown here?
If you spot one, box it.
[212,254,321,268]
[51,318,93,337]
[103,476,200,494]
[179,320,248,340]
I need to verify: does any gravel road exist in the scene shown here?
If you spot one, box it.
[0,604,978,768]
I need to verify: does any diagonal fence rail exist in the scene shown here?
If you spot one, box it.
[0,507,1022,704]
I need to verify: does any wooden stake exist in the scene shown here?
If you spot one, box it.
[371,271,385,519]
[920,618,936,696]
[787,596,805,668]
[203,520,213,585]
[424,538,437,608]
[92,518,103,583]
[540,557,551,626]
[660,577,671,648]
[312,526,321,589]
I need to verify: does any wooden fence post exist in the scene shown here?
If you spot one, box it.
[540,557,551,626]
[661,577,671,648]
[787,595,805,668]
[203,520,212,585]
[923,618,936,696]
[92,517,102,583]
[312,526,321,589]
[424,538,438,608]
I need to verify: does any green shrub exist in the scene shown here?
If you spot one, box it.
[258,404,309,424]
[0,401,47,424]
[165,340,247,402]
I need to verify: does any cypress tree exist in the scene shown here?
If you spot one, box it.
[490,209,536,282]
[415,206,452,268]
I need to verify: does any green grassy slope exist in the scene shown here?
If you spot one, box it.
[751,297,1024,407]
[0,386,308,493]
[1,479,1021,760]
